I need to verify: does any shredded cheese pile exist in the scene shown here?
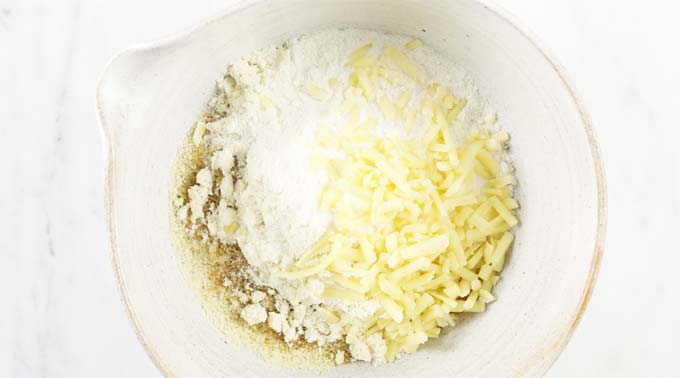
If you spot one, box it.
[280,40,519,361]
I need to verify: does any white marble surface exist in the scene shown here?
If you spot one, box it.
[1,0,678,377]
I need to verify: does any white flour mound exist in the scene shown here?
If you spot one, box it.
[178,28,503,363]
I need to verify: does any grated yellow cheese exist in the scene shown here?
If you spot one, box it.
[405,39,423,50]
[348,43,373,63]
[259,95,275,109]
[305,84,329,101]
[383,45,427,84]
[378,95,397,121]
[328,77,340,88]
[285,41,518,362]
[192,122,206,146]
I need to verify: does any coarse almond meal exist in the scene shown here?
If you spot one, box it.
[170,28,518,367]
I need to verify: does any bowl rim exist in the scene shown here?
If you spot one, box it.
[96,1,607,376]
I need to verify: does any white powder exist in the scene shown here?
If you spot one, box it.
[334,350,346,365]
[251,290,267,303]
[181,28,504,362]
[187,168,212,222]
[240,303,268,326]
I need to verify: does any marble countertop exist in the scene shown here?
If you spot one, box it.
[1,0,678,377]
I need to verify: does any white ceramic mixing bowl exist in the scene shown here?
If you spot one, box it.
[97,1,606,377]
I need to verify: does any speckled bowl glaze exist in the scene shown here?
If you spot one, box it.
[97,0,606,377]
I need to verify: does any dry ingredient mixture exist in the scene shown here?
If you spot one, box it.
[171,29,518,366]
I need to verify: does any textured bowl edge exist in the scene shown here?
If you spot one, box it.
[478,1,608,377]
[96,57,177,378]
[96,1,608,377]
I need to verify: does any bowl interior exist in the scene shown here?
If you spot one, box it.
[98,1,603,377]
